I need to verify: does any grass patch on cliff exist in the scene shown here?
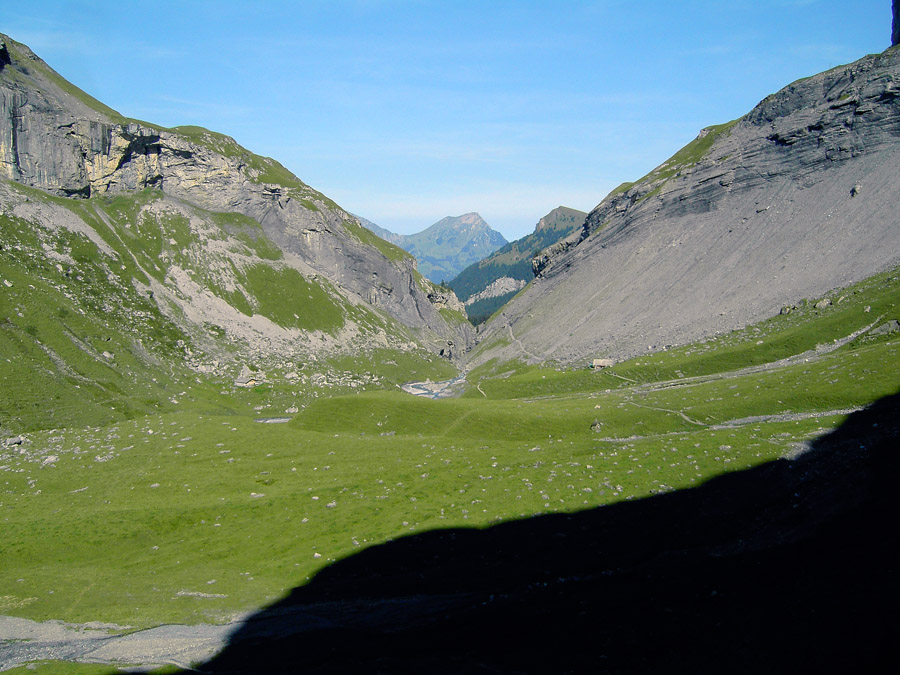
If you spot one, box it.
[210,211,283,261]
[237,264,345,333]
[642,119,739,185]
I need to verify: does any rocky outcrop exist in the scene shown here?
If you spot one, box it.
[464,276,527,306]
[0,33,471,354]
[426,288,467,314]
[472,46,900,366]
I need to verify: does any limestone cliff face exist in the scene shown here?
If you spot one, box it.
[0,33,471,354]
[475,46,900,366]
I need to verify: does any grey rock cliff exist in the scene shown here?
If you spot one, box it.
[473,47,900,366]
[0,33,471,354]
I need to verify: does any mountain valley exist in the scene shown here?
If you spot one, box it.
[1,15,899,674]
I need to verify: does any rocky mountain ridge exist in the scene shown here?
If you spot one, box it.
[0,33,472,362]
[471,45,900,366]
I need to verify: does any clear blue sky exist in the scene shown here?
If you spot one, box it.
[1,1,892,238]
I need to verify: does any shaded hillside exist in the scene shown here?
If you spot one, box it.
[190,390,900,674]
[361,212,508,283]
[449,206,586,324]
[471,45,900,367]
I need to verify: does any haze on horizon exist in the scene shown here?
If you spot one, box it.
[0,0,890,239]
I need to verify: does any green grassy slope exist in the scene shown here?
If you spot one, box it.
[2,263,896,633]
[0,182,447,434]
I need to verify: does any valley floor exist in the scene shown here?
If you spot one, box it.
[1,267,898,673]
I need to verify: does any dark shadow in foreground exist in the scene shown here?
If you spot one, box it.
[189,392,899,673]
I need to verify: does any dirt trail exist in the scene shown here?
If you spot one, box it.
[631,315,884,397]
[507,322,540,362]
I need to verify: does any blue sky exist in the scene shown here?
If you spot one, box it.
[1,1,891,238]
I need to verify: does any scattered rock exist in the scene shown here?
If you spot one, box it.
[814,299,832,310]
[870,319,900,337]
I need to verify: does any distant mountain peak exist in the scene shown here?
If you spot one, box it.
[456,212,485,225]
[535,206,585,232]
[358,212,506,283]
[447,205,587,324]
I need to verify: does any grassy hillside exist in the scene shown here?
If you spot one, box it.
[0,182,450,434]
[2,263,896,642]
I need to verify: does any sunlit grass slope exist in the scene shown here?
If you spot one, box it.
[0,266,897,633]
